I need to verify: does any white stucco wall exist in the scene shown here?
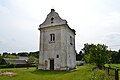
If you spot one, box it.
[38,9,76,70]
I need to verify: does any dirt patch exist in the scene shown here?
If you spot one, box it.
[0,72,17,76]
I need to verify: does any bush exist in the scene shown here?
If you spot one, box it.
[90,69,105,80]
[0,65,7,68]
[6,62,16,68]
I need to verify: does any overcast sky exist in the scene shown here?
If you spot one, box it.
[0,0,120,53]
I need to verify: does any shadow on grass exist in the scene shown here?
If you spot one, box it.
[32,69,74,75]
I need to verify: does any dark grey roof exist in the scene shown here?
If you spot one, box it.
[18,57,28,60]
[3,58,27,64]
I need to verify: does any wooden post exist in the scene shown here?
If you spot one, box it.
[115,69,119,80]
[106,67,109,75]
[105,67,109,80]
[107,67,109,76]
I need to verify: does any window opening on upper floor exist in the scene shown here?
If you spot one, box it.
[70,36,72,45]
[50,33,55,42]
[51,17,54,24]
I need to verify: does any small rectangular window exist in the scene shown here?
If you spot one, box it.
[56,55,59,58]
[70,36,72,45]
[50,33,55,42]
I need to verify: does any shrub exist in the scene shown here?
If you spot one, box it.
[6,62,16,68]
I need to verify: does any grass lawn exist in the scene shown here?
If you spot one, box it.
[105,64,120,69]
[0,65,105,80]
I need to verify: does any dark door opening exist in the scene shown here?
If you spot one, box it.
[50,59,54,70]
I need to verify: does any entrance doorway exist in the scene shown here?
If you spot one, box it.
[50,59,54,70]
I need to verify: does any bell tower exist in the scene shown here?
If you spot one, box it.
[38,9,76,70]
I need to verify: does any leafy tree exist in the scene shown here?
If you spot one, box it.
[29,51,39,58]
[82,43,111,69]
[0,55,3,64]
[2,52,9,57]
[76,51,84,61]
[27,56,38,64]
[6,55,17,59]
[6,62,16,68]
[111,50,120,63]
[17,52,28,57]
[11,53,17,56]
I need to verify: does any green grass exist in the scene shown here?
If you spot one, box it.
[105,64,120,69]
[0,65,105,80]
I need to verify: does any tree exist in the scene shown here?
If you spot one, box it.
[82,43,111,69]
[29,51,39,58]
[6,55,17,59]
[111,50,120,63]
[27,56,38,65]
[17,52,28,57]
[0,55,3,64]
[6,62,16,68]
[11,53,17,56]
[76,51,84,61]
[2,52,9,57]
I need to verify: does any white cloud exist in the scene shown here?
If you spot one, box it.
[104,32,120,50]
[1,0,120,53]
[0,5,10,15]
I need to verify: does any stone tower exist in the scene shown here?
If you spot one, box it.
[38,9,76,70]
